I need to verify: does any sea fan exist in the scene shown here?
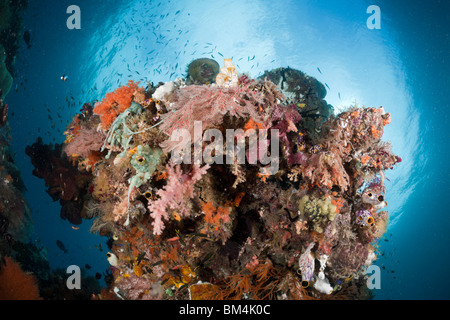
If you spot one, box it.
[64,127,105,159]
[159,84,263,152]
[0,257,41,300]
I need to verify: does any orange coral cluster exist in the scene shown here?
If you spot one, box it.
[93,80,141,130]
[64,116,81,144]
[119,225,158,258]
[0,257,41,300]
[212,260,305,300]
[201,201,231,232]
[360,154,370,164]
[331,197,345,213]
[244,118,263,131]
[370,125,381,139]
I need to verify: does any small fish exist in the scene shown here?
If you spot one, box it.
[175,229,186,246]
[56,240,68,253]
[190,233,207,238]
[85,264,91,269]
[136,252,148,264]
[145,266,154,275]
[95,273,102,280]
[317,67,322,74]
[23,30,31,49]
[151,260,163,267]
[61,74,68,82]
[234,192,245,207]
[201,252,214,265]
[179,283,189,291]
[325,83,330,90]
[338,92,341,100]
[309,144,323,154]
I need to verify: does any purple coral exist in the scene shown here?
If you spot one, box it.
[270,104,306,165]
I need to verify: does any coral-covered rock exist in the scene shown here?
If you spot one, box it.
[31,60,400,300]
[328,241,369,278]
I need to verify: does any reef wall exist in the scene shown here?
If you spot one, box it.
[27,58,401,300]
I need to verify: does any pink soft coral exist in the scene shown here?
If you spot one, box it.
[148,161,210,235]
[159,83,263,152]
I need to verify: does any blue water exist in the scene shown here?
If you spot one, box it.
[5,0,449,299]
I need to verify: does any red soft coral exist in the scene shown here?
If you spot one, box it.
[93,80,141,130]
[0,257,41,300]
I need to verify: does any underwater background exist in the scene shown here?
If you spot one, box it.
[1,0,449,299]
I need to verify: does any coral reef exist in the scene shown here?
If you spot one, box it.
[0,0,28,91]
[0,44,12,100]
[1,100,31,254]
[259,67,333,141]
[27,58,401,300]
[0,2,45,300]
